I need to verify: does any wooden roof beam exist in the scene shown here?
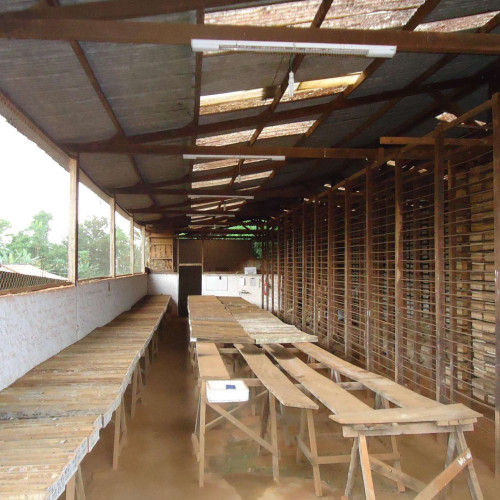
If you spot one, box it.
[0,20,499,55]
[112,186,304,197]
[69,144,382,159]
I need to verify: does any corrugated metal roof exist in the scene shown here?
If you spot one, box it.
[423,0,500,23]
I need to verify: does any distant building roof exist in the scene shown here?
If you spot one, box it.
[0,264,67,281]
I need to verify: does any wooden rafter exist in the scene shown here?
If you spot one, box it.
[0,19,499,55]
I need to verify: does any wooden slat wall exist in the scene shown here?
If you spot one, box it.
[261,95,499,468]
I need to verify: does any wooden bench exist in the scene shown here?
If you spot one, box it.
[192,342,317,487]
[292,343,484,499]
[0,295,170,499]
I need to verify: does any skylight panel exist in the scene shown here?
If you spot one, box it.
[199,74,361,115]
[192,158,237,172]
[416,12,500,32]
[196,129,256,146]
[259,120,315,140]
[236,170,274,183]
[191,177,232,189]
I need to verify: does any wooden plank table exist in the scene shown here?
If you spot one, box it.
[192,342,317,487]
[0,295,170,499]
[283,342,485,499]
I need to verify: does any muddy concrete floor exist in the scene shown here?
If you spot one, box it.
[81,317,500,499]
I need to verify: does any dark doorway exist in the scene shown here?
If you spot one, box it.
[178,264,202,317]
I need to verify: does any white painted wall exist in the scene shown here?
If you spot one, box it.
[147,273,179,305]
[0,274,147,390]
[147,272,270,308]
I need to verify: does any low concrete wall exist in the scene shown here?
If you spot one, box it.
[147,273,179,305]
[0,274,147,390]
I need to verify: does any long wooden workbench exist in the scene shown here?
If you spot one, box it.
[189,295,484,499]
[0,294,170,500]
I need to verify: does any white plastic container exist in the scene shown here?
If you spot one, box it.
[206,380,249,403]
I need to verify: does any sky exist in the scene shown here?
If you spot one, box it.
[0,116,110,244]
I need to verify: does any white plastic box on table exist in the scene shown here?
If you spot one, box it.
[206,380,249,403]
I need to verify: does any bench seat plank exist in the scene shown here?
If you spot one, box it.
[331,403,481,426]
[196,343,231,380]
[235,344,317,410]
[263,344,369,414]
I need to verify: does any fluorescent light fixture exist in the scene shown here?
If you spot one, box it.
[188,194,254,200]
[184,154,285,161]
[191,39,397,58]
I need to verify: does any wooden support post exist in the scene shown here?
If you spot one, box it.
[327,190,334,351]
[292,213,297,325]
[395,161,404,385]
[269,393,279,483]
[261,222,265,310]
[199,381,207,487]
[109,196,116,277]
[68,157,79,283]
[492,92,500,478]
[112,400,122,470]
[66,474,76,500]
[302,205,307,331]
[284,216,289,321]
[75,466,86,500]
[141,225,146,272]
[358,435,376,500]
[271,225,275,314]
[365,166,374,371]
[306,409,322,496]
[130,217,135,274]
[277,221,282,316]
[313,200,318,336]
[345,181,352,361]
[434,129,446,403]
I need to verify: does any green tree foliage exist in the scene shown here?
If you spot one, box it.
[0,212,138,279]
[0,212,68,276]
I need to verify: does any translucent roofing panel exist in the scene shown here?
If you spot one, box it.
[416,11,500,32]
[206,1,424,30]
[206,0,322,27]
[196,129,256,146]
[192,177,232,188]
[193,158,237,172]
[200,74,361,115]
[237,170,274,182]
[259,120,315,139]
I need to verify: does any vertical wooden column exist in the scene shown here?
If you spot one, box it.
[344,182,352,361]
[277,220,282,316]
[271,224,275,314]
[492,92,500,477]
[261,222,265,310]
[434,129,446,403]
[284,216,289,321]
[365,167,374,372]
[292,213,297,325]
[68,157,79,283]
[327,190,334,351]
[395,161,404,384]
[129,217,135,274]
[141,226,146,272]
[302,206,307,330]
[266,224,271,312]
[110,196,116,277]
[313,200,318,335]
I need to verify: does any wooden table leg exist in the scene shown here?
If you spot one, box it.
[381,398,405,493]
[269,393,279,483]
[113,400,122,470]
[345,438,360,499]
[455,429,484,500]
[199,381,207,488]
[296,409,307,464]
[258,391,270,457]
[306,409,322,496]
[66,474,76,500]
[75,466,86,500]
[131,367,138,418]
[358,435,376,500]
